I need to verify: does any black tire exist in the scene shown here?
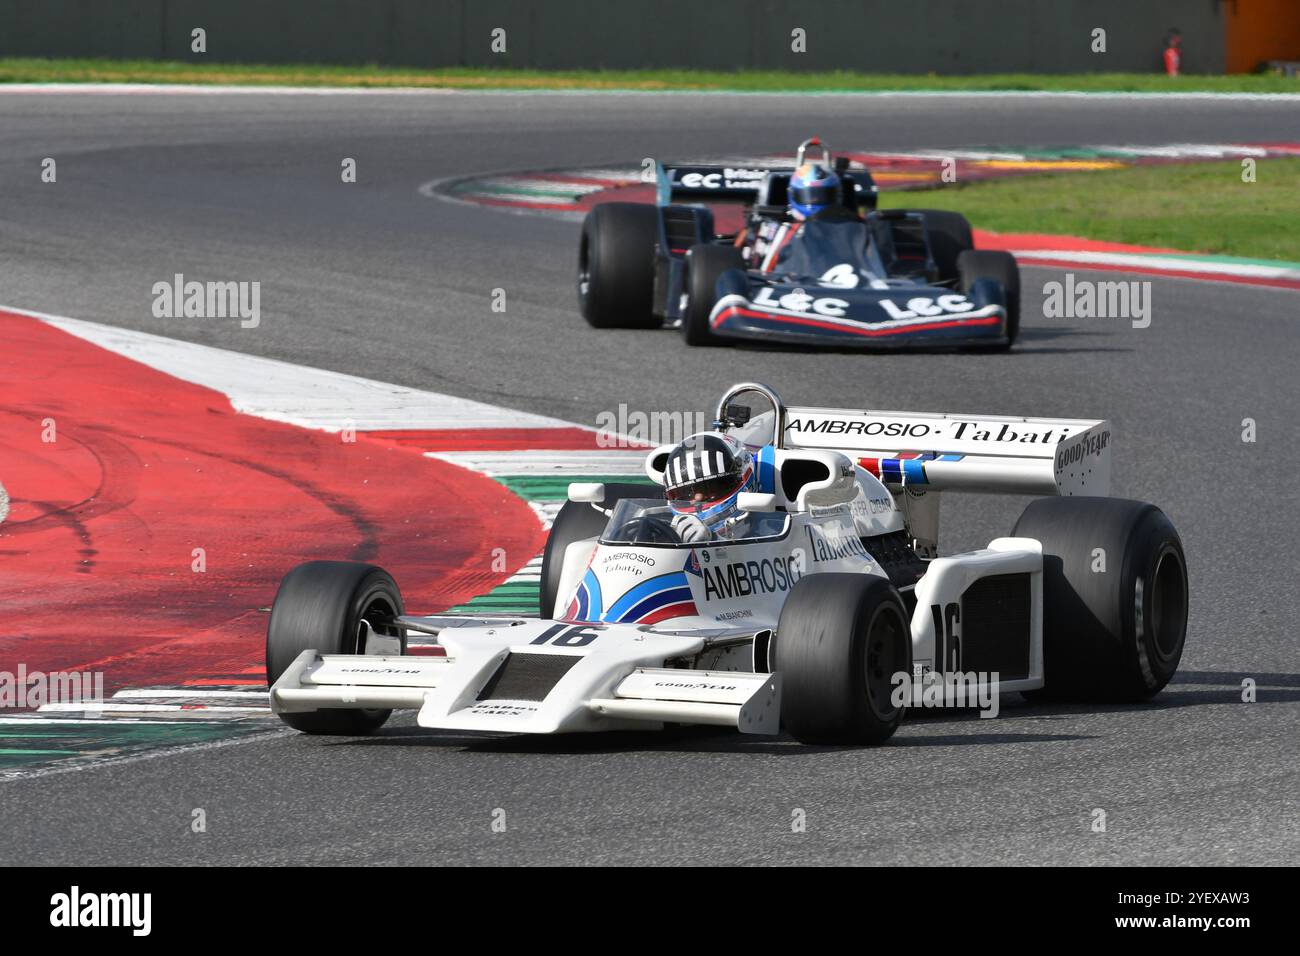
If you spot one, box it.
[775,574,911,744]
[1013,497,1188,701]
[682,243,745,346]
[958,249,1021,348]
[266,560,406,734]
[915,209,974,282]
[578,202,660,329]
[539,482,658,617]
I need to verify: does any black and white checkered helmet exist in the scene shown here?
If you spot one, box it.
[663,433,754,523]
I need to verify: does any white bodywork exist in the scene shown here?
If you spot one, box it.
[274,621,781,735]
[270,384,1113,736]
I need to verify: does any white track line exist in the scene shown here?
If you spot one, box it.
[1011,250,1300,280]
[429,450,647,474]
[37,703,270,714]
[113,688,270,699]
[2,84,1298,102]
[0,728,295,783]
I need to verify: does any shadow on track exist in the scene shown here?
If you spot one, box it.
[643,323,1129,356]
[298,670,1294,756]
[313,721,1094,757]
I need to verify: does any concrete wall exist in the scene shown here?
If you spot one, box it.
[0,0,1229,74]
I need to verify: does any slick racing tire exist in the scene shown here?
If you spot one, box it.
[266,561,406,734]
[915,209,974,283]
[578,202,661,329]
[682,244,745,347]
[540,482,658,618]
[1013,497,1188,701]
[958,249,1021,348]
[775,574,911,745]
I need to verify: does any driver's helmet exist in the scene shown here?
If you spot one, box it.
[664,433,755,532]
[788,163,842,220]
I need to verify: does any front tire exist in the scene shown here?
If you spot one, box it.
[1013,497,1188,701]
[266,560,406,734]
[775,574,911,744]
[578,202,660,329]
[682,244,745,347]
[958,249,1021,348]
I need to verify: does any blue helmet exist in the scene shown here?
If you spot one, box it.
[664,433,755,532]
[788,163,842,220]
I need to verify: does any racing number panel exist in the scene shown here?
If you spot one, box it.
[931,573,1034,681]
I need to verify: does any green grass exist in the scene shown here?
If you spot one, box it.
[879,158,1300,263]
[1,58,1298,93]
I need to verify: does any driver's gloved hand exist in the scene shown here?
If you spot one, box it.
[671,513,711,543]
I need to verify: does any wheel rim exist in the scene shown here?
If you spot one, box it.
[1148,546,1187,660]
[681,258,694,324]
[355,594,400,652]
[863,602,908,720]
[577,233,591,299]
[355,593,401,719]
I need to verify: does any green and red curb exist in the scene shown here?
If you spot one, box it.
[976,232,1300,292]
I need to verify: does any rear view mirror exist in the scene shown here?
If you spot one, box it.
[567,483,605,503]
[738,492,780,513]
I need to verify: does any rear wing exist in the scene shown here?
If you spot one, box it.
[782,405,1111,496]
[656,160,878,213]
[655,162,778,204]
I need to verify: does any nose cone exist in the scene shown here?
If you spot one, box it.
[580,547,699,626]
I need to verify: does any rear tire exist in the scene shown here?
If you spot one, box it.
[578,202,660,329]
[958,249,1021,348]
[266,561,406,735]
[1013,497,1188,701]
[775,574,911,744]
[682,244,745,347]
[539,482,658,617]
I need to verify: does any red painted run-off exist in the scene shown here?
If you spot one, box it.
[0,312,546,692]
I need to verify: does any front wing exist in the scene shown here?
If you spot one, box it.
[708,289,1008,349]
[270,619,782,736]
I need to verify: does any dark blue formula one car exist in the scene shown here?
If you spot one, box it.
[578,139,1019,350]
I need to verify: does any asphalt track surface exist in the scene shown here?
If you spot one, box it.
[1,91,1298,865]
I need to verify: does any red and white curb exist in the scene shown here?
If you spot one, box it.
[0,307,643,759]
[975,234,1300,292]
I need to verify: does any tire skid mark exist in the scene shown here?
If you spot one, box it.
[135,430,384,564]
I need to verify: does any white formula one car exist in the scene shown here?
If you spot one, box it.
[266,383,1188,745]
